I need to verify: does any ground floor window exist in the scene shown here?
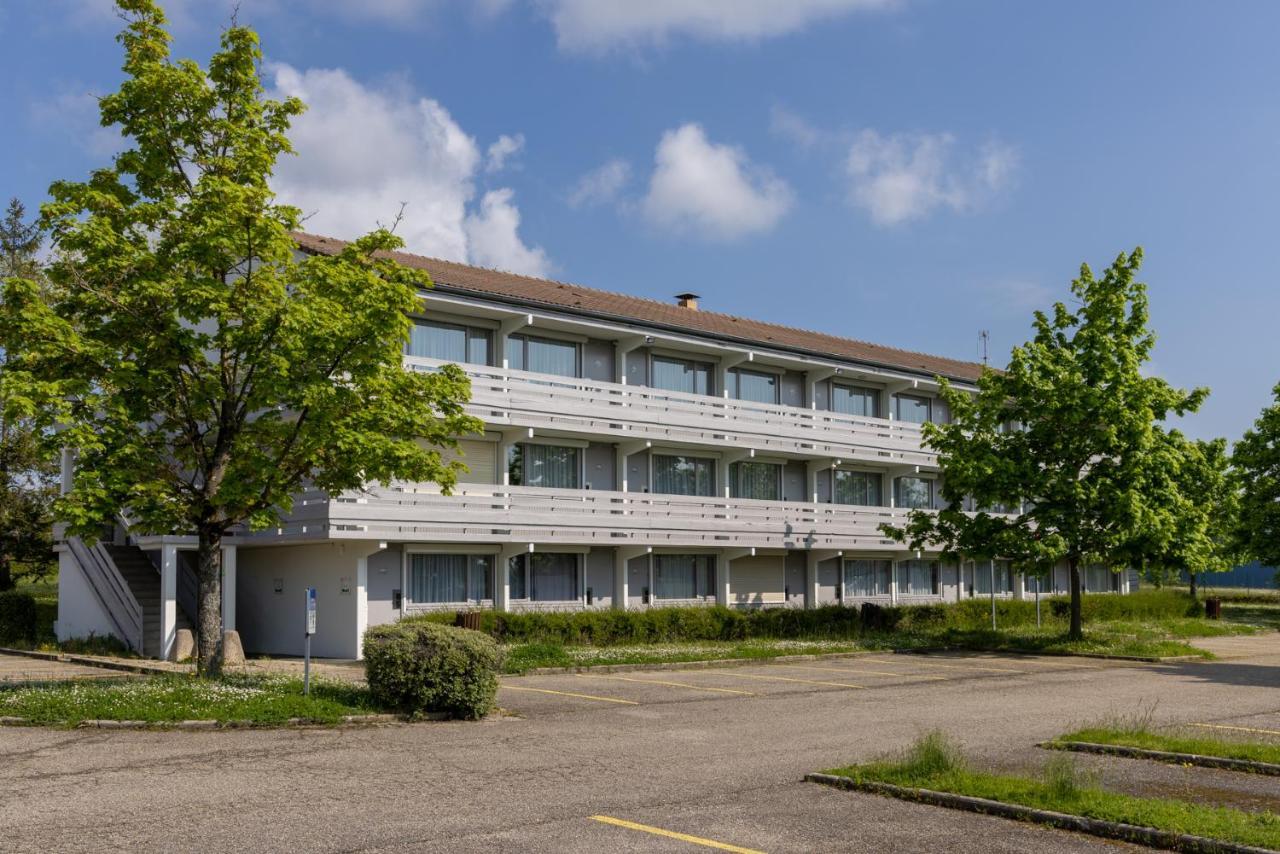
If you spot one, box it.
[1085,565,1118,592]
[408,553,493,604]
[653,554,716,599]
[896,560,939,596]
[509,553,580,601]
[972,559,1014,595]
[844,559,891,597]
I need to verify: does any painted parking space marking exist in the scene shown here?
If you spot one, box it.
[774,663,947,681]
[1189,722,1280,737]
[576,673,756,696]
[590,815,766,853]
[868,656,1025,674]
[500,684,640,705]
[695,671,866,690]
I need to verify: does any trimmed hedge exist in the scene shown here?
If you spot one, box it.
[363,622,501,720]
[403,589,1200,647]
[0,590,37,645]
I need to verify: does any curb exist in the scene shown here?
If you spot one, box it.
[515,649,879,676]
[804,773,1271,854]
[0,713,419,730]
[1044,741,1280,777]
[0,646,180,677]
[893,646,1202,664]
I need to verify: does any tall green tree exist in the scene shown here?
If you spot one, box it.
[884,249,1205,639]
[1234,382,1280,575]
[0,0,481,672]
[0,199,58,591]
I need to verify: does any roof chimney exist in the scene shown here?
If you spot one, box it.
[674,292,701,311]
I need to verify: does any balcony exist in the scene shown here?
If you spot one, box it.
[405,356,935,467]
[261,484,919,552]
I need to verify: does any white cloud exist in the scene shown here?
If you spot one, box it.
[268,64,550,275]
[769,105,825,150]
[641,123,792,240]
[28,87,122,158]
[568,158,631,208]
[845,130,1017,226]
[485,133,525,172]
[465,189,552,277]
[539,0,897,53]
[305,0,514,25]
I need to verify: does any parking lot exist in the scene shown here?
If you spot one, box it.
[1,644,1278,852]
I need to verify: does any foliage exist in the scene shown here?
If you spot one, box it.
[0,198,58,591]
[825,733,1280,850]
[0,673,379,726]
[502,639,866,674]
[0,590,37,644]
[883,250,1206,639]
[363,622,501,720]
[1054,726,1280,767]
[0,0,481,672]
[1234,381,1280,570]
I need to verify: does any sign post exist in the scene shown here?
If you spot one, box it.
[304,587,317,696]
[1035,576,1042,628]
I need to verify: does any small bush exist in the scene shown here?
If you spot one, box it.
[363,622,501,720]
[899,731,968,778]
[0,591,37,645]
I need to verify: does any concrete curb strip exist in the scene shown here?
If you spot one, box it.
[0,713,422,730]
[519,650,880,676]
[804,773,1272,854]
[0,646,178,676]
[1045,741,1280,777]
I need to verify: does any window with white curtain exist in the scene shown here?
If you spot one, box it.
[653,554,715,600]
[509,553,579,601]
[897,560,938,595]
[834,470,882,506]
[844,559,891,596]
[408,554,493,604]
[1085,565,1116,592]
[731,461,780,500]
[652,454,716,496]
[507,334,578,377]
[508,444,580,489]
[894,476,933,509]
[973,559,1014,595]
[407,319,491,365]
[894,394,932,424]
[831,383,879,417]
[651,355,713,396]
[730,368,779,404]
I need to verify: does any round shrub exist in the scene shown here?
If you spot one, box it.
[0,590,37,645]
[363,622,501,720]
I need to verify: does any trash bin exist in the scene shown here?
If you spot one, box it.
[455,611,484,631]
[1205,598,1222,620]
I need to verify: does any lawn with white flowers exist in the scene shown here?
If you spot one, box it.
[0,674,382,727]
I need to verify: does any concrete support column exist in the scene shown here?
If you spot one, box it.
[160,544,178,661]
[613,546,651,610]
[719,548,753,608]
[806,553,820,610]
[495,544,529,612]
[889,558,899,605]
[355,555,369,659]
[221,545,237,632]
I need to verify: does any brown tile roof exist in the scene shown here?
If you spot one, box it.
[292,231,988,383]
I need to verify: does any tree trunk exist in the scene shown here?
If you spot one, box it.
[1189,572,1198,599]
[194,531,224,678]
[1068,556,1083,641]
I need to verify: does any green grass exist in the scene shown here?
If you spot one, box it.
[824,732,1280,850]
[1053,722,1280,767]
[0,674,384,727]
[503,639,866,673]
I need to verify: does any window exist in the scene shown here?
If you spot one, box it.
[844,559,891,597]
[1085,565,1116,592]
[894,394,932,424]
[652,454,717,496]
[651,355,713,396]
[653,554,716,600]
[509,553,579,601]
[730,368,779,404]
[831,384,879,417]
[508,444,580,489]
[897,560,939,596]
[407,319,491,365]
[834,470,882,506]
[731,461,781,500]
[508,334,578,377]
[894,476,933,510]
[408,554,492,604]
[973,560,1014,595]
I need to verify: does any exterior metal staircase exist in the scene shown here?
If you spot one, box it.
[103,544,194,658]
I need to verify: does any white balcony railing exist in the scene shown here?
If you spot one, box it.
[261,483,921,551]
[405,357,935,467]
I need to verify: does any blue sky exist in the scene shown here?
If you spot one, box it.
[3,0,1278,442]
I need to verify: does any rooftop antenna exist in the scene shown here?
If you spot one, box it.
[978,330,990,366]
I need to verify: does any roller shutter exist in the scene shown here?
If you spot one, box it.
[423,438,497,484]
[730,555,786,606]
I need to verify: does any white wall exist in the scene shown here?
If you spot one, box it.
[55,549,120,643]
[236,542,380,659]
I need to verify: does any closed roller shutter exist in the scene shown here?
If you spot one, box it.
[421,438,497,484]
[730,555,785,605]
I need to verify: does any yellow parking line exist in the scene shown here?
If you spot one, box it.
[591,815,766,853]
[500,684,639,705]
[866,656,1024,674]
[707,671,865,690]
[1189,722,1280,737]
[775,663,946,681]
[577,673,756,696]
